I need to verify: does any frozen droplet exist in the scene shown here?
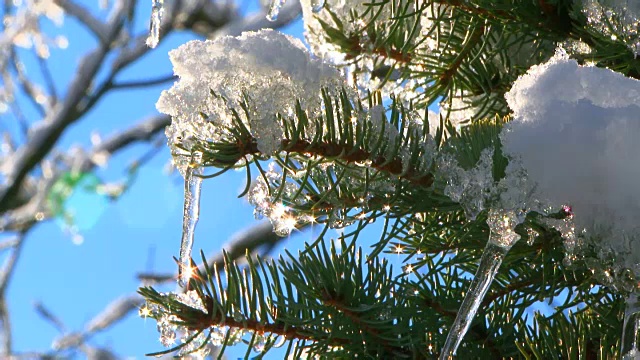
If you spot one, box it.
[176,290,207,313]
[311,0,325,12]
[253,333,266,352]
[146,0,164,48]
[526,227,539,245]
[157,315,178,347]
[178,151,204,287]
[440,210,521,359]
[266,0,286,21]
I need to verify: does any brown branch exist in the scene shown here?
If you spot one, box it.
[151,292,350,350]
[213,137,434,188]
[321,297,413,357]
[438,23,486,87]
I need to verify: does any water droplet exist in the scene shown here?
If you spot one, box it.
[146,0,164,48]
[266,0,286,21]
[178,151,204,287]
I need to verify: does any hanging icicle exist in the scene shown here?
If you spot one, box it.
[622,292,640,359]
[146,0,164,48]
[178,151,203,287]
[439,209,521,359]
[266,0,286,21]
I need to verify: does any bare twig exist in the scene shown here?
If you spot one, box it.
[53,0,108,41]
[110,74,177,90]
[33,301,67,333]
[1,114,170,232]
[0,299,11,356]
[85,295,143,333]
[217,0,302,37]
[0,233,25,296]
[9,49,47,117]
[0,3,131,213]
[35,51,58,104]
[137,221,286,283]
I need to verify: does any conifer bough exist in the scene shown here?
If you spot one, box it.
[139,0,640,358]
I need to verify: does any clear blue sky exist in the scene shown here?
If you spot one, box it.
[6,1,318,358]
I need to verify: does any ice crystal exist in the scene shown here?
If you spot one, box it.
[157,314,178,347]
[178,330,209,356]
[437,148,497,220]
[504,51,640,284]
[486,209,521,248]
[582,0,640,57]
[176,290,207,313]
[142,296,251,355]
[248,163,302,236]
[158,29,346,163]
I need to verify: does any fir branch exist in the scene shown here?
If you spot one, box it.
[438,23,486,87]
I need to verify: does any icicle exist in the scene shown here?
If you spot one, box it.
[266,0,286,21]
[146,0,164,48]
[311,0,326,13]
[440,210,521,359]
[178,151,203,287]
[622,292,640,359]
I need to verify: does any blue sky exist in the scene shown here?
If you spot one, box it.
[5,1,316,358]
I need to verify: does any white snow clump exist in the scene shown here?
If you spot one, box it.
[157,29,345,173]
[502,51,640,277]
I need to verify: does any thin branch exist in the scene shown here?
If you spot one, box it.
[33,301,67,333]
[85,295,143,333]
[81,114,170,170]
[1,115,170,232]
[216,0,302,37]
[137,221,285,283]
[53,0,108,42]
[0,233,25,296]
[0,238,18,252]
[9,49,47,117]
[0,3,130,214]
[35,51,58,104]
[0,299,10,356]
[110,74,177,90]
[8,101,29,141]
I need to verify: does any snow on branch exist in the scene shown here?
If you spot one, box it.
[158,29,346,168]
[503,50,640,289]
